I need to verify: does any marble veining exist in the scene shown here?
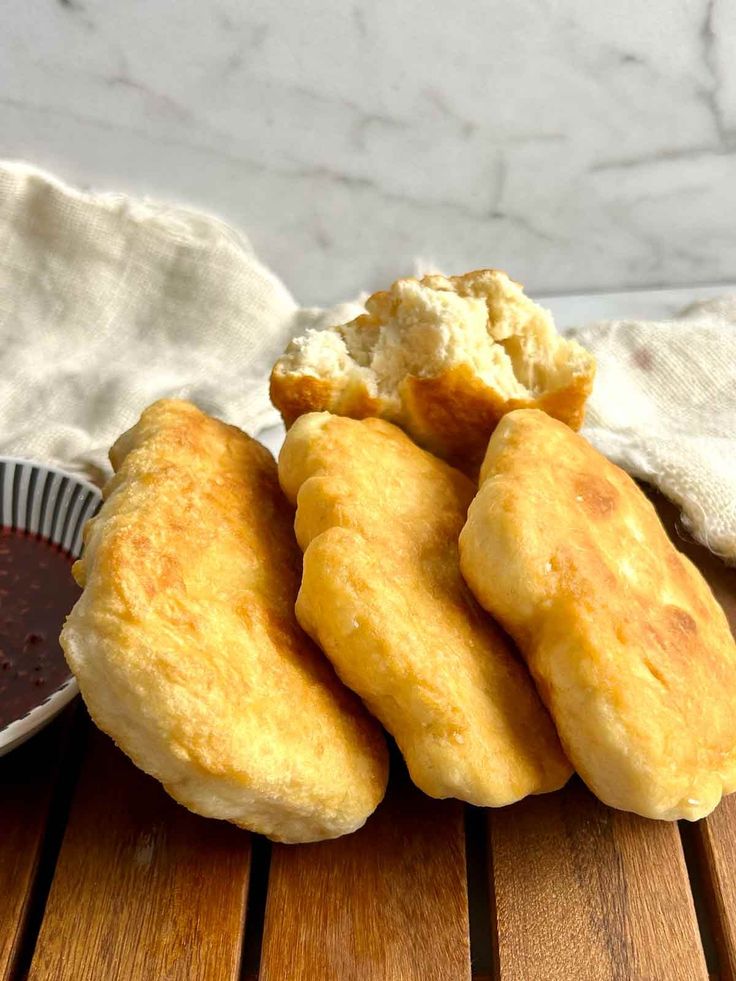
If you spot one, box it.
[1,0,735,305]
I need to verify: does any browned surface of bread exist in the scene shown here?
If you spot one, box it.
[459,408,736,821]
[60,399,388,842]
[278,412,571,806]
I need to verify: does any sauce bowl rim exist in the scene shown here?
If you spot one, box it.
[0,456,101,754]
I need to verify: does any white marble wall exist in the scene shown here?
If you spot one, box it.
[1,0,735,306]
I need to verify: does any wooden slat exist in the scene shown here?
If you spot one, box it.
[697,797,736,978]
[27,725,252,981]
[0,708,77,981]
[490,777,707,980]
[260,764,471,981]
[662,494,736,979]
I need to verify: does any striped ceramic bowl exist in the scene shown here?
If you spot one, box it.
[0,458,101,755]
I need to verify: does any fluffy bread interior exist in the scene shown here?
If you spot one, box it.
[275,270,592,416]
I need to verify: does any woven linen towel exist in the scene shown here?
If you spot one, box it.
[0,162,361,483]
[0,162,734,561]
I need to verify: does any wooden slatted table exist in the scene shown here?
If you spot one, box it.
[1,495,734,981]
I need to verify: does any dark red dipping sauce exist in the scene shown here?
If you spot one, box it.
[0,528,81,729]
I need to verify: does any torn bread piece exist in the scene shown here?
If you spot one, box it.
[279,411,571,807]
[459,409,736,821]
[60,399,388,843]
[270,269,595,471]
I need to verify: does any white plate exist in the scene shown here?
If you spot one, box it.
[0,457,101,756]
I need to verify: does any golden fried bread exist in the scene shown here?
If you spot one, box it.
[459,409,736,821]
[270,269,595,472]
[60,399,387,842]
[278,412,571,806]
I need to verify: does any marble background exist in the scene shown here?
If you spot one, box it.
[1,0,735,306]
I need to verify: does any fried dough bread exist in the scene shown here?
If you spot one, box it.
[278,412,571,806]
[270,269,595,472]
[60,399,388,842]
[459,409,736,821]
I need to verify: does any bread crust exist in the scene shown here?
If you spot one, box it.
[459,409,736,821]
[400,362,593,472]
[279,412,571,806]
[271,371,380,429]
[60,399,388,842]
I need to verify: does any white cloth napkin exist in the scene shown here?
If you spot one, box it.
[0,162,361,483]
[1,162,734,561]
